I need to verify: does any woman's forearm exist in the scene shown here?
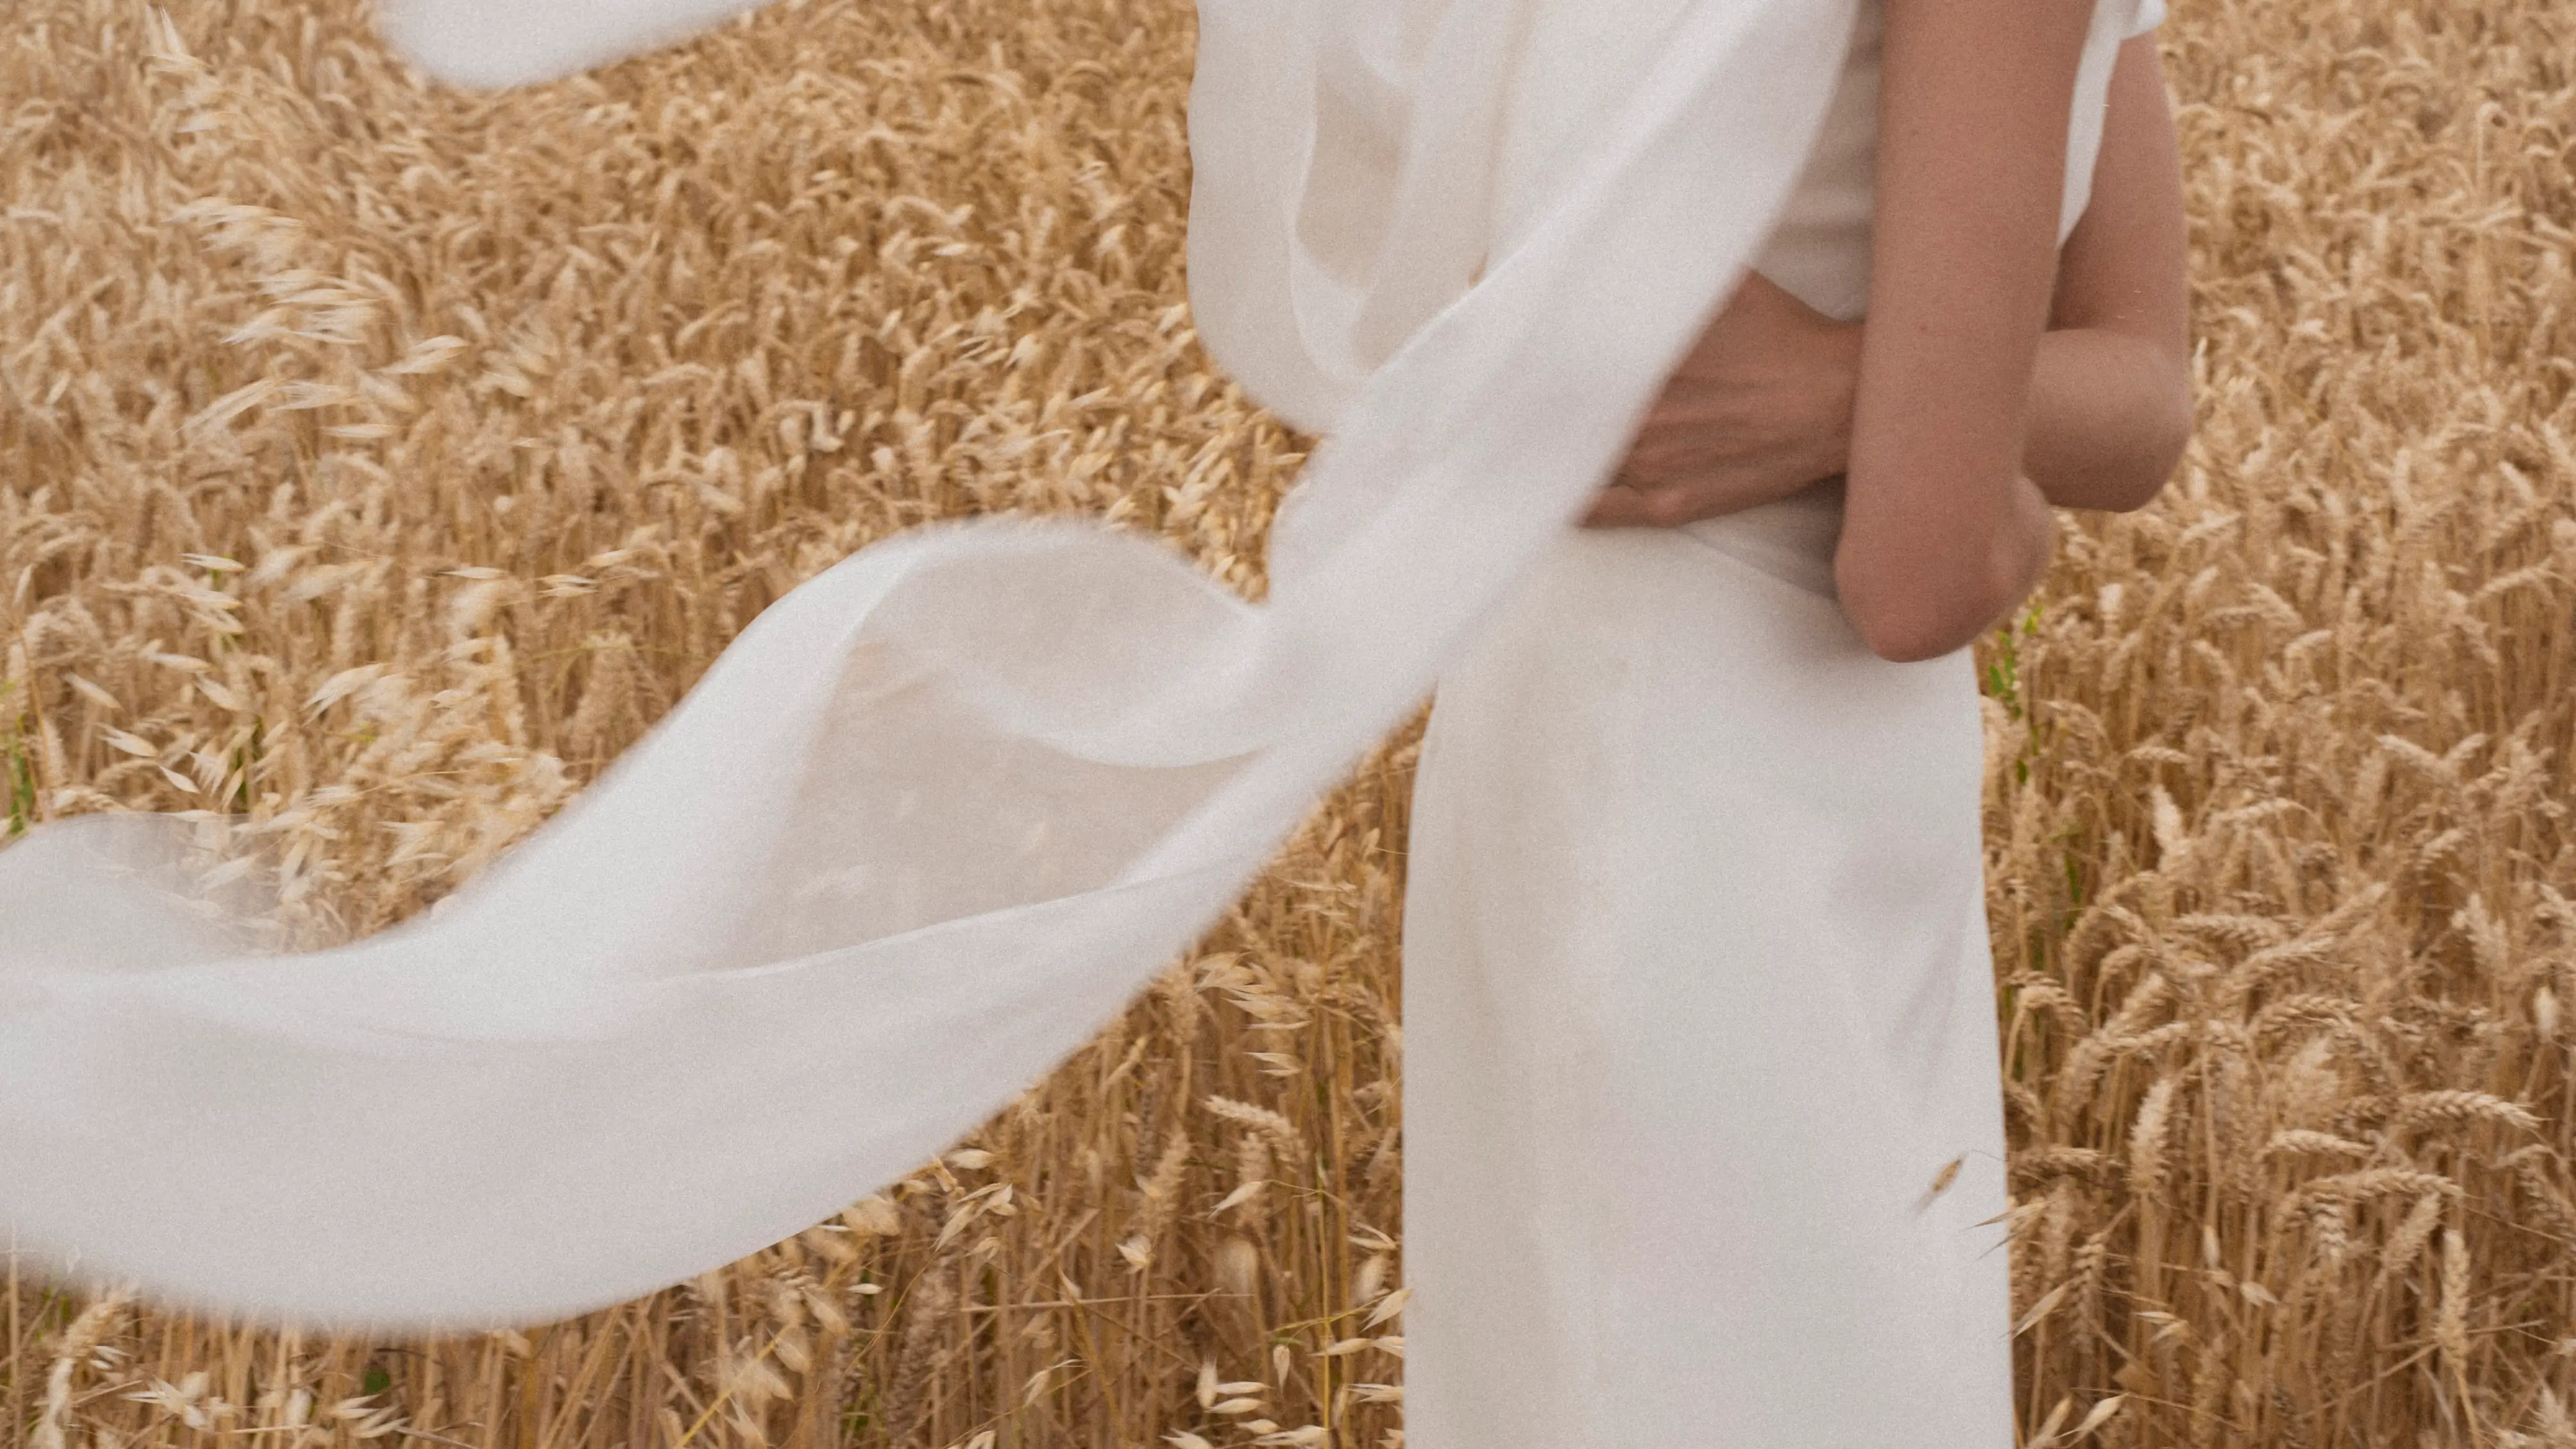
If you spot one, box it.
[1835,0,2090,663]
[1718,315,2190,508]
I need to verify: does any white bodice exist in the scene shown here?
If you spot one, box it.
[1499,0,2169,324]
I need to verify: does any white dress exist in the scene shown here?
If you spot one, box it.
[1402,3,2163,1445]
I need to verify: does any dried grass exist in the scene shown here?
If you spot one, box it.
[0,0,2568,1444]
[1987,3,2576,1444]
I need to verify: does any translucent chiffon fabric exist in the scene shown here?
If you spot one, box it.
[1402,3,2160,1445]
[0,0,1862,1329]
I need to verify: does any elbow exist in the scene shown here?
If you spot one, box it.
[2096,375,2197,514]
[1850,607,1987,664]
[1836,505,2056,663]
[1836,573,1999,664]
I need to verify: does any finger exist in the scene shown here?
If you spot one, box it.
[1596,474,1785,530]
[1589,479,1716,529]
[1735,268,1835,327]
[1640,487,1695,527]
[1732,270,1792,310]
[1582,483,1657,529]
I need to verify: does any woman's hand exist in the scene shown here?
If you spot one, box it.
[1584,273,1862,528]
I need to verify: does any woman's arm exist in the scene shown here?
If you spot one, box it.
[1833,0,2093,663]
[1588,31,2191,535]
[2028,35,2194,511]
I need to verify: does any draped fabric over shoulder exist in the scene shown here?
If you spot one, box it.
[0,0,1859,1328]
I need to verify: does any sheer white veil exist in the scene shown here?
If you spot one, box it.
[0,0,1854,1329]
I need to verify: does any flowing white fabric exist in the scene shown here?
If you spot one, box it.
[0,0,1867,1329]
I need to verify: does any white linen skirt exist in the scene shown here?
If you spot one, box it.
[1401,486,2015,1447]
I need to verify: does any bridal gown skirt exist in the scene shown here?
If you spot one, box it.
[1401,487,2014,1446]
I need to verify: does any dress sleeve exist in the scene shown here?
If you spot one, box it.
[2126,0,2167,37]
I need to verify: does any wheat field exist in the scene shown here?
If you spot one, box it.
[1,0,2570,1444]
